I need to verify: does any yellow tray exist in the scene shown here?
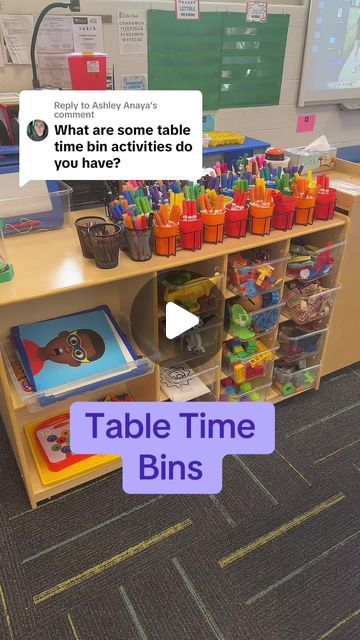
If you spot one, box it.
[24,415,120,486]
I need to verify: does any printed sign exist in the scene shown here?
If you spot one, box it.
[246,2,268,23]
[121,74,147,90]
[175,0,200,20]
[118,10,147,55]
[296,114,316,133]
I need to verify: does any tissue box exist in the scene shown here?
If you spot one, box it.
[286,146,337,175]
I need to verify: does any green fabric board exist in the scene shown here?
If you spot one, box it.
[147,10,290,110]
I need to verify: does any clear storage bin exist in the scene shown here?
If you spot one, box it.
[278,321,327,362]
[283,283,340,325]
[273,359,321,397]
[222,337,278,385]
[1,337,154,412]
[226,297,283,338]
[227,251,287,298]
[160,358,218,402]
[159,314,223,362]
[1,181,72,236]
[158,269,223,316]
[286,241,345,283]
[220,379,271,402]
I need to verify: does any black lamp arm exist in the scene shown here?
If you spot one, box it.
[31,2,72,89]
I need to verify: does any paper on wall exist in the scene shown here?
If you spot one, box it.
[120,74,147,90]
[303,135,332,152]
[72,16,104,52]
[118,9,147,55]
[0,14,34,64]
[106,61,115,90]
[37,54,71,89]
[36,15,74,54]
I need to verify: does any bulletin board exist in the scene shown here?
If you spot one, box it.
[148,10,289,111]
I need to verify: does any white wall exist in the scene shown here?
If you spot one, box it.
[0,0,359,149]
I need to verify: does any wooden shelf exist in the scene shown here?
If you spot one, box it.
[159,388,169,401]
[0,211,346,309]
[268,385,317,404]
[0,201,350,508]
[22,430,122,503]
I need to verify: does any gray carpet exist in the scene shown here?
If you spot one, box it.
[1,364,360,639]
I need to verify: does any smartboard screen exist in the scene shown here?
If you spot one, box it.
[299,0,360,105]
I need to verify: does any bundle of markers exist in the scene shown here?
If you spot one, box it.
[154,203,182,228]
[181,199,198,221]
[292,177,317,200]
[198,193,225,214]
[122,210,154,231]
[232,188,248,209]
[108,196,130,220]
[249,185,274,207]
[317,174,330,193]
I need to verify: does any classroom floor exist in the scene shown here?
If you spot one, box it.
[1,364,360,640]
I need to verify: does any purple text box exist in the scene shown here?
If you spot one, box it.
[70,402,275,494]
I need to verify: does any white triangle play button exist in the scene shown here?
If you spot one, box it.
[165,302,200,339]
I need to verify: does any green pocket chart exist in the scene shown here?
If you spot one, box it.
[147,10,290,111]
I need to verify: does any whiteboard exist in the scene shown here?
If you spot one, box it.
[299,0,360,106]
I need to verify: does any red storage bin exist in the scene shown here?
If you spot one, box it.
[314,189,337,220]
[272,197,295,231]
[179,216,203,250]
[225,204,249,238]
[67,52,107,90]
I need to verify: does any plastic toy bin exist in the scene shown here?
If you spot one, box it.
[227,252,287,298]
[283,284,340,325]
[0,181,72,237]
[159,316,223,362]
[222,337,278,386]
[226,299,283,338]
[286,242,345,283]
[158,270,224,315]
[273,360,321,397]
[1,338,154,413]
[278,321,327,362]
[221,379,271,402]
[160,358,219,402]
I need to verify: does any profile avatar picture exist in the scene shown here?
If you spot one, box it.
[27,119,48,142]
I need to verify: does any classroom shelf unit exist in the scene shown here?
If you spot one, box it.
[0,204,349,508]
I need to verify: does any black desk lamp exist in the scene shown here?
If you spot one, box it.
[31,0,81,89]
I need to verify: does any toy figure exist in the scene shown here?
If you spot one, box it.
[229,304,256,340]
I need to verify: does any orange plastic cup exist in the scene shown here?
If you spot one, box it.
[295,196,316,225]
[154,225,178,256]
[249,204,274,235]
[201,211,225,243]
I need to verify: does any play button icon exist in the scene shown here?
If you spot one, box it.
[129,268,225,368]
[165,302,200,339]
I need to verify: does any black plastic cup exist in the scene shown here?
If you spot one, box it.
[88,223,121,269]
[75,216,105,258]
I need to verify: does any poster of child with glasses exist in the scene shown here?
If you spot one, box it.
[15,308,134,392]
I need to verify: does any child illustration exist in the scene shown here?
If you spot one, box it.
[23,329,105,375]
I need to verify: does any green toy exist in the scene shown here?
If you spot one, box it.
[0,218,14,284]
[229,304,256,340]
